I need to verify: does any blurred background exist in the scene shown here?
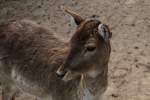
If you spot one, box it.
[0,0,150,100]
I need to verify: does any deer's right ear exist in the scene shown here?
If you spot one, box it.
[98,24,112,42]
[63,7,84,25]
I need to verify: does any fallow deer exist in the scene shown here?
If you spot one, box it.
[0,8,112,100]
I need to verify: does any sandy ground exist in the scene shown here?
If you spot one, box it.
[0,0,150,100]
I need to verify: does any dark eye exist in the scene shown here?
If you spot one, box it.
[86,46,96,52]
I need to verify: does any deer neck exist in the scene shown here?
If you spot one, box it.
[78,67,108,96]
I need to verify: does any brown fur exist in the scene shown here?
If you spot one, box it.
[0,20,73,100]
[0,9,112,100]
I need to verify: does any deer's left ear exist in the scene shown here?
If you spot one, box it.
[63,7,84,25]
[98,24,112,42]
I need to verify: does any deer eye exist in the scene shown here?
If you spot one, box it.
[86,45,96,52]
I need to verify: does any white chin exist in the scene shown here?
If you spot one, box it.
[62,71,74,82]
[87,70,100,78]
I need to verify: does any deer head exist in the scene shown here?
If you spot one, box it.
[56,7,112,81]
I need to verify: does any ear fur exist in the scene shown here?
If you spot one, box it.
[63,6,84,25]
[98,24,112,42]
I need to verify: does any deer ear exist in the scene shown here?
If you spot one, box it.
[63,7,84,25]
[98,24,112,42]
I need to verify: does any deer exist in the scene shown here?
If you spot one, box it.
[0,7,112,100]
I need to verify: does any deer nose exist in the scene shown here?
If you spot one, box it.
[56,67,67,79]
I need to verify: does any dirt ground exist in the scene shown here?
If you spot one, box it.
[0,0,150,100]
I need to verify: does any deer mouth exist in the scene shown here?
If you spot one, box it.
[56,67,80,82]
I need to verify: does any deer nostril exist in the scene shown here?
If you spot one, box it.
[56,70,67,79]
